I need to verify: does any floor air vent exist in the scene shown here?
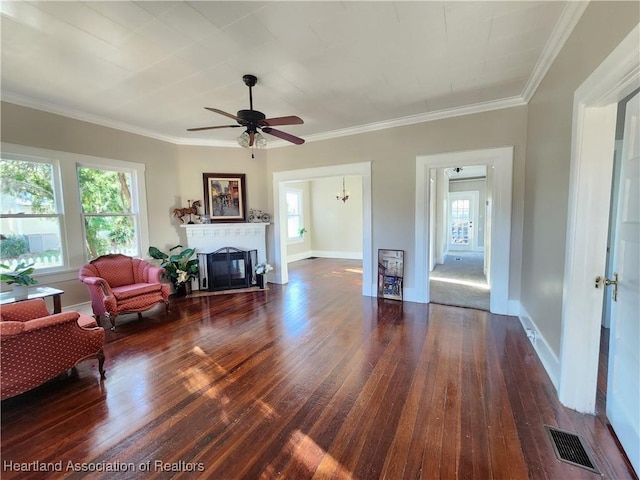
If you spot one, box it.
[545,426,600,474]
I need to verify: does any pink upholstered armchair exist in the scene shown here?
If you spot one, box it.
[0,298,105,400]
[79,254,170,330]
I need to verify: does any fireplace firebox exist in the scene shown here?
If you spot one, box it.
[197,247,257,291]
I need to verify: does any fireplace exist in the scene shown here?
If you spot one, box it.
[197,247,257,292]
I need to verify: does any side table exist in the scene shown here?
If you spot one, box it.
[0,286,65,313]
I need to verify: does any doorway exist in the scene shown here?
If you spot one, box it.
[272,162,373,296]
[415,146,513,315]
[429,166,490,310]
[558,25,639,420]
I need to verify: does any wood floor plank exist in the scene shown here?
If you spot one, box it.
[1,258,635,479]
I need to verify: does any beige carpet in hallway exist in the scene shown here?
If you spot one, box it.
[429,251,490,310]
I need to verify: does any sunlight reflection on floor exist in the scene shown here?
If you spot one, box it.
[429,276,490,290]
[280,429,353,479]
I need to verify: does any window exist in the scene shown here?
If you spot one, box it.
[286,189,304,242]
[0,155,65,270]
[1,143,148,276]
[78,166,139,260]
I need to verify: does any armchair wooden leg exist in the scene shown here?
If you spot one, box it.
[108,313,117,331]
[97,349,106,378]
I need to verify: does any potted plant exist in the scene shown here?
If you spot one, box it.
[254,262,273,289]
[148,245,198,295]
[298,227,307,238]
[1,261,38,299]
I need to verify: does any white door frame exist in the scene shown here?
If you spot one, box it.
[415,146,513,315]
[272,162,373,296]
[559,25,639,413]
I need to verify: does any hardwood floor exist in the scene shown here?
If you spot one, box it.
[1,258,634,479]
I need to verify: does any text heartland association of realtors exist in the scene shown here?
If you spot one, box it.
[2,460,205,473]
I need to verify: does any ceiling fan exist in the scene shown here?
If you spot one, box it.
[187,74,305,147]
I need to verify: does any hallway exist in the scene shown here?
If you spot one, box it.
[429,251,490,310]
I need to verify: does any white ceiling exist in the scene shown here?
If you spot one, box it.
[0,1,584,147]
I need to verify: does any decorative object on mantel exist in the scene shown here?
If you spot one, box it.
[148,245,199,296]
[203,173,247,223]
[1,261,38,299]
[254,262,273,289]
[248,208,271,223]
[336,177,350,203]
[172,200,201,224]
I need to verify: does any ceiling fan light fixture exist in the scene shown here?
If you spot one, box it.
[237,131,250,148]
[254,131,267,148]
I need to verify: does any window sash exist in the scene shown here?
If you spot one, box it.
[286,189,304,242]
[0,154,66,271]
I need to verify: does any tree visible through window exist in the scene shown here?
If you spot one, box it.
[0,158,64,268]
[77,166,138,260]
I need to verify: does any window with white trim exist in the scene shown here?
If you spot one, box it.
[0,143,148,274]
[286,188,304,242]
[0,154,65,270]
[77,165,141,260]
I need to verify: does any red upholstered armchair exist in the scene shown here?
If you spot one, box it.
[0,298,105,400]
[78,254,170,330]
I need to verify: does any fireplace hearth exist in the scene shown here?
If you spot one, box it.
[197,247,257,292]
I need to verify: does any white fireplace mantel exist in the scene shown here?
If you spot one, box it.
[181,223,268,262]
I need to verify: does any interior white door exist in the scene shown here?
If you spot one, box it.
[448,191,478,252]
[606,90,640,474]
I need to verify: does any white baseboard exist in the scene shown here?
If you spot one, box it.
[507,299,521,316]
[287,251,314,263]
[287,250,363,263]
[518,302,560,389]
[311,250,363,260]
[62,301,92,315]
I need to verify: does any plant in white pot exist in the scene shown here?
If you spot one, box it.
[1,261,38,298]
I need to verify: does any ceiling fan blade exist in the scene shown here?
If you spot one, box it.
[187,125,241,131]
[249,132,255,147]
[204,107,244,123]
[260,115,304,127]
[262,127,305,145]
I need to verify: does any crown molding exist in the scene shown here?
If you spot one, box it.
[294,96,527,145]
[3,91,526,149]
[522,1,590,103]
[1,92,238,148]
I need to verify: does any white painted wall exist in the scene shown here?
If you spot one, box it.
[309,176,363,259]
[435,168,449,265]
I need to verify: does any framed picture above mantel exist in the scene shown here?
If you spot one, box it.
[203,173,247,223]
